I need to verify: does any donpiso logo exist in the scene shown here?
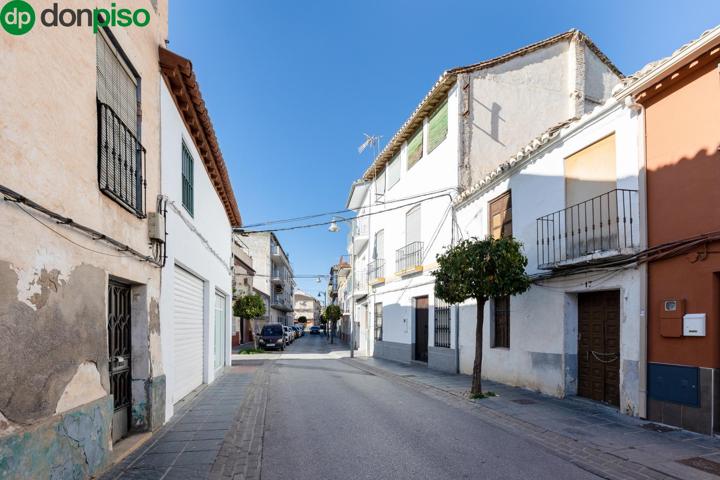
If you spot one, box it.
[1,1,150,36]
[1,0,35,35]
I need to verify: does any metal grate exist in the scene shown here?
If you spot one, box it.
[396,241,423,273]
[98,102,146,216]
[536,189,638,268]
[434,299,451,348]
[368,258,385,282]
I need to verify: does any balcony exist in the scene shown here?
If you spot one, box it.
[396,242,424,276]
[271,293,293,312]
[352,218,369,252]
[271,267,288,285]
[368,259,385,285]
[352,269,368,297]
[98,101,146,217]
[537,189,639,269]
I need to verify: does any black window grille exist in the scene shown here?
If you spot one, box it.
[182,142,194,215]
[97,101,146,216]
[434,299,451,348]
[374,302,383,341]
[493,296,510,348]
[96,30,145,217]
[396,241,423,273]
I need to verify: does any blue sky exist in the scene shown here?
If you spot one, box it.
[168,0,718,298]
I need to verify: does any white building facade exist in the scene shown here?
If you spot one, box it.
[243,232,295,326]
[346,30,622,375]
[159,49,241,419]
[455,98,645,416]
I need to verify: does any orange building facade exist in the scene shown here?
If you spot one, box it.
[632,33,720,434]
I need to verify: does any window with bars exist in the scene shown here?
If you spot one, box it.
[181,142,194,215]
[96,29,144,216]
[434,299,451,348]
[493,296,510,348]
[374,302,383,341]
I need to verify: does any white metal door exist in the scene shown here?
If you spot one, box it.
[173,266,204,402]
[214,292,226,370]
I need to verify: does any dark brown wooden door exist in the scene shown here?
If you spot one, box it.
[578,291,620,407]
[415,296,429,362]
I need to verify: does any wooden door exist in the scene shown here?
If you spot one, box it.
[577,291,620,406]
[415,296,429,362]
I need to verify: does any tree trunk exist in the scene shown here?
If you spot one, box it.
[251,318,258,349]
[471,298,487,396]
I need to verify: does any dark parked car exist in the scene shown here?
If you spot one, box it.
[309,326,320,335]
[258,323,286,350]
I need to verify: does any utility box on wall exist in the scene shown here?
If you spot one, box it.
[660,299,685,337]
[683,313,706,337]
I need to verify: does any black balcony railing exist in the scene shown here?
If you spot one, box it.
[396,241,423,273]
[368,258,385,282]
[97,101,146,217]
[537,189,639,268]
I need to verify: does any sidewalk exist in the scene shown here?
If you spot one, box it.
[100,365,260,480]
[347,357,720,480]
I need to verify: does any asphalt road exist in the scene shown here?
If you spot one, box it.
[261,334,600,480]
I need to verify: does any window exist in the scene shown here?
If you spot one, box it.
[434,299,451,348]
[373,230,384,261]
[96,29,145,216]
[406,127,423,170]
[406,205,421,245]
[376,170,386,197]
[386,154,400,189]
[427,100,448,153]
[493,296,510,348]
[181,142,194,215]
[489,191,512,239]
[374,302,383,341]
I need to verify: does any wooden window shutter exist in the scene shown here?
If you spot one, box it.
[489,190,512,239]
[427,100,448,153]
[406,127,423,170]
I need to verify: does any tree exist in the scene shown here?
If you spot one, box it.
[433,237,530,396]
[233,294,266,348]
[297,316,307,323]
[324,304,342,344]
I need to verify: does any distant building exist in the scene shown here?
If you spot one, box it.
[232,236,256,344]
[242,232,295,326]
[293,290,321,326]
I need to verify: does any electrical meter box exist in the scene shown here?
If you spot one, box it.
[660,299,685,337]
[683,313,706,337]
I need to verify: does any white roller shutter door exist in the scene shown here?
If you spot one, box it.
[173,266,204,402]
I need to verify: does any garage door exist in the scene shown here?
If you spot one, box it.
[173,266,205,403]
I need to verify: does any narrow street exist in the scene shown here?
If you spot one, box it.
[103,335,602,479]
[260,336,599,480]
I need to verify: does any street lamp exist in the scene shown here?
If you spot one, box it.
[328,215,355,358]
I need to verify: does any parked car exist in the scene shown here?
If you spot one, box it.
[283,326,294,344]
[294,325,304,336]
[293,325,303,337]
[258,323,285,351]
[309,326,320,335]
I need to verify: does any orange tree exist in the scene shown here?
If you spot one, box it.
[433,237,530,396]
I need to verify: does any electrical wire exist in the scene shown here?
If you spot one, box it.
[238,192,454,234]
[239,187,458,229]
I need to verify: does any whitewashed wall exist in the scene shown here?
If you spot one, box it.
[455,101,643,414]
[160,81,233,421]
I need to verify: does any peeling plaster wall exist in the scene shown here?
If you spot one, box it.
[0,1,169,477]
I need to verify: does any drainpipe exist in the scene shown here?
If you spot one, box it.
[627,95,648,418]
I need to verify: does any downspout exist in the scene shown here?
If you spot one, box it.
[627,95,648,418]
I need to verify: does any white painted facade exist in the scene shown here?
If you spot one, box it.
[455,100,644,416]
[159,81,233,420]
[243,232,295,326]
[346,32,622,375]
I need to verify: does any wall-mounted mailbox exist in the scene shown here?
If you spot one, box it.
[683,313,706,337]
